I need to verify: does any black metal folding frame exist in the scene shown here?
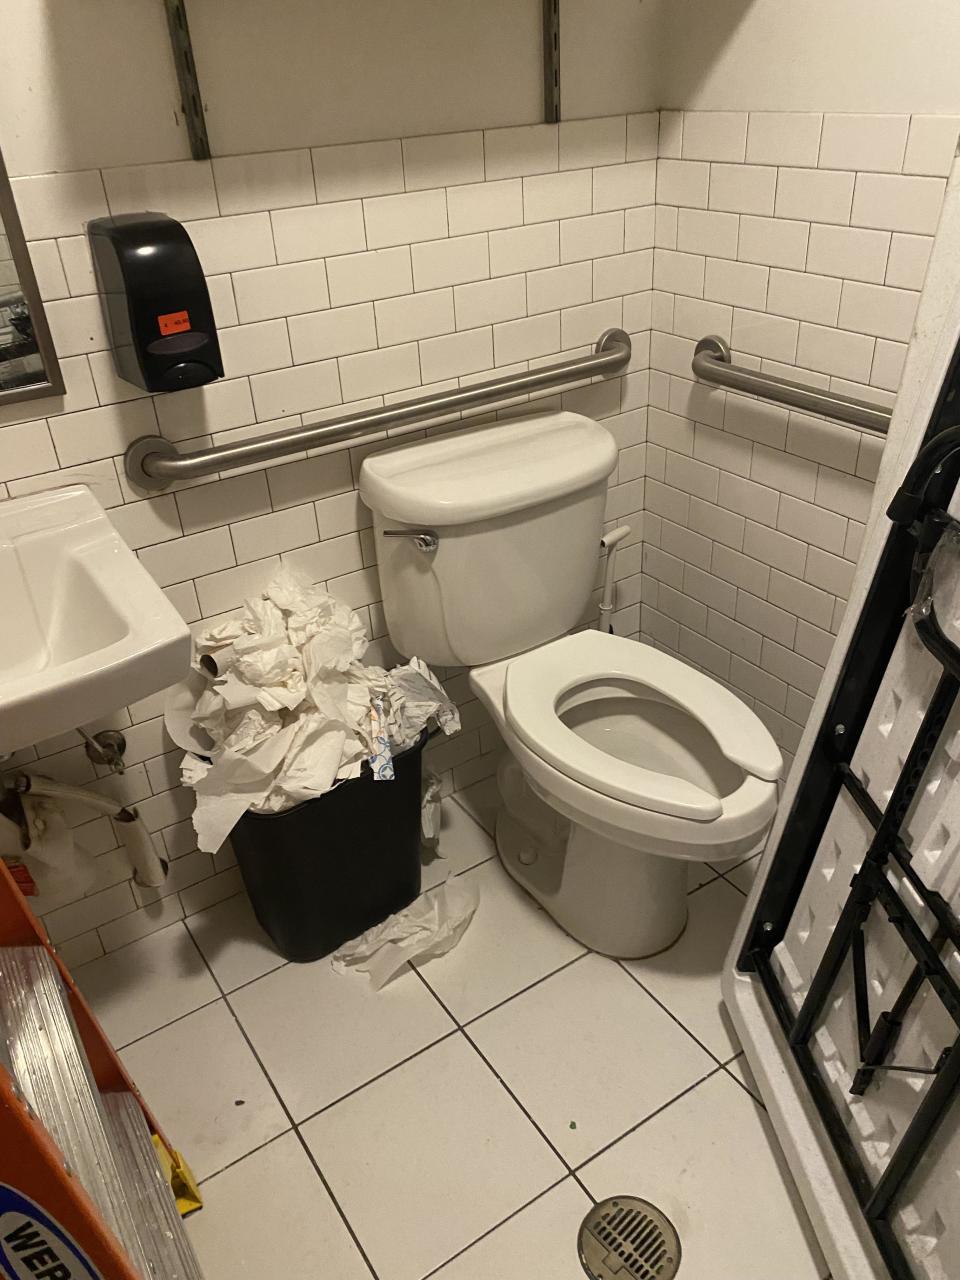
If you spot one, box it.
[737,338,960,1280]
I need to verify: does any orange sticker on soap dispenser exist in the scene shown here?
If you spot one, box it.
[158,310,191,335]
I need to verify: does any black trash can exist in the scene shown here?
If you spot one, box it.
[230,732,427,962]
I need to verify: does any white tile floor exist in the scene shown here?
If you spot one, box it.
[73,784,828,1280]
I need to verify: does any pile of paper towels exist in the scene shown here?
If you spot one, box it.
[165,568,459,853]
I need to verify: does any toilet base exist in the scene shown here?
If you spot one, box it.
[494,757,689,958]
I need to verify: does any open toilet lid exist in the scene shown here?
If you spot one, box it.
[504,632,782,820]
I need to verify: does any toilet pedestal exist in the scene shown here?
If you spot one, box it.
[495,758,689,958]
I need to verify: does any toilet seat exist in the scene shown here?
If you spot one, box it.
[503,631,781,822]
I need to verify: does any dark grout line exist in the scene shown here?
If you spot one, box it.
[460,1021,599,1205]
[616,960,729,1067]
[270,948,602,1280]
[181,896,292,994]
[722,1059,766,1109]
[459,950,590,1028]
[185,852,499,1002]
[417,1176,572,1280]
[421,850,496,890]
[180,885,246,923]
[719,870,750,897]
[292,948,589,1128]
[457,851,496,875]
[293,930,716,1153]
[190,931,382,1280]
[292,1026,462,1128]
[115,992,225,1052]
[194,1126,295,1186]
[288,1128,381,1280]
[406,964,597,1205]
[132,963,728,1275]
[687,875,719,896]
[128,849,762,1279]
[215,954,290,997]
[222,959,290,996]
[572,1065,724,1173]
[448,789,496,838]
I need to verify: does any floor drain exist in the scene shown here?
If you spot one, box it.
[578,1196,681,1280]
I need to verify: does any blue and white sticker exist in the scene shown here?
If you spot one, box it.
[0,1184,104,1280]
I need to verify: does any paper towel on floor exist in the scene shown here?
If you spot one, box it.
[168,567,460,852]
[331,876,480,989]
[17,796,97,902]
[421,771,443,842]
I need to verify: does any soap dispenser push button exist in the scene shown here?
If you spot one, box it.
[146,332,207,356]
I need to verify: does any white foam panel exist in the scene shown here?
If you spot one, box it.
[893,1090,960,1280]
[773,614,959,1279]
[851,623,941,810]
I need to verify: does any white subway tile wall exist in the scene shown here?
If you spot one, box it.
[1,116,657,952]
[3,109,956,952]
[644,108,952,776]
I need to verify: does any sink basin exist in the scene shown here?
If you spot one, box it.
[0,486,191,755]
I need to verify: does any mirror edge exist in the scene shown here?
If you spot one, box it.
[0,146,66,406]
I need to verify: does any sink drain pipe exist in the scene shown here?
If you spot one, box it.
[12,775,168,888]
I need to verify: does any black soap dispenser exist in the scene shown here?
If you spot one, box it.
[88,211,223,393]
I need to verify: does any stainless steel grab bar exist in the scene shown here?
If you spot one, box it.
[692,335,891,436]
[125,328,632,490]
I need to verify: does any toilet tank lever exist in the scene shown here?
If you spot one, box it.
[383,527,439,552]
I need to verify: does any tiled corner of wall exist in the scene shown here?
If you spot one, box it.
[1,114,657,953]
[642,108,956,775]
[3,105,958,951]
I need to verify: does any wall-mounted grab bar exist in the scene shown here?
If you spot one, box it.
[125,329,632,490]
[692,335,891,436]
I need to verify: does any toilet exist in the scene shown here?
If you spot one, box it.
[360,411,782,957]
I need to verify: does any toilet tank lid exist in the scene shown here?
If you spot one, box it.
[358,412,617,525]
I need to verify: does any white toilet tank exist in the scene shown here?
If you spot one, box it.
[359,412,617,666]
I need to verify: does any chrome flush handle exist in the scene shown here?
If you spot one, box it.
[382,528,439,552]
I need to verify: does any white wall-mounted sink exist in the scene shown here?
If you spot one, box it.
[0,486,191,755]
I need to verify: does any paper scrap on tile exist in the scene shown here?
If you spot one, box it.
[168,567,460,852]
[331,877,480,989]
[18,795,96,902]
[421,770,443,842]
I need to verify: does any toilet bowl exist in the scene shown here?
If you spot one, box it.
[469,630,780,956]
[359,411,783,958]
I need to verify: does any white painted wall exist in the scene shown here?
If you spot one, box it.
[562,0,960,118]
[559,0,662,120]
[186,0,543,157]
[0,0,545,176]
[6,0,960,179]
[659,0,960,114]
[0,0,185,176]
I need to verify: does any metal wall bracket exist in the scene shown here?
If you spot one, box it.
[166,4,558,161]
[164,0,211,160]
[542,0,561,123]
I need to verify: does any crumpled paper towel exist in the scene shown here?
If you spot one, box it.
[18,795,96,902]
[421,771,443,842]
[331,876,480,989]
[169,567,460,852]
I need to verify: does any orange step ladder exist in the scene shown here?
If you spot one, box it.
[0,858,202,1280]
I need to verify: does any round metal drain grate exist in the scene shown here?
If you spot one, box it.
[578,1196,681,1280]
